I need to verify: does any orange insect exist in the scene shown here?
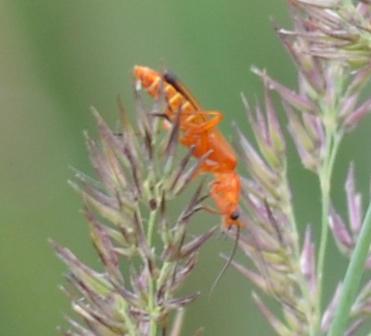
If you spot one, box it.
[134,65,242,229]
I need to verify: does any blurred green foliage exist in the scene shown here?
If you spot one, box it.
[1,1,371,335]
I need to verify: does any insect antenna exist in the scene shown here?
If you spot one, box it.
[209,225,241,298]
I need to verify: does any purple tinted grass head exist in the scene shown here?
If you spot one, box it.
[329,164,364,258]
[54,86,215,335]
[227,2,371,336]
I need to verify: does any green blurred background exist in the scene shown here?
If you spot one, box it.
[1,1,371,335]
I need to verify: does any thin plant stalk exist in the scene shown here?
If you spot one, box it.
[329,201,371,336]
[316,129,342,327]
